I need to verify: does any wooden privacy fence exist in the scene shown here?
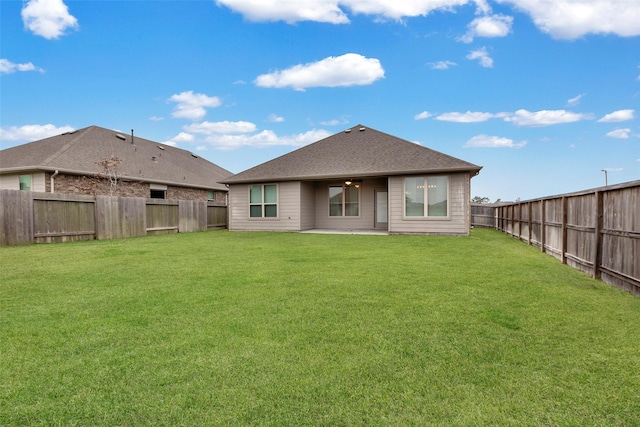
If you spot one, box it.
[471,180,640,295]
[0,190,227,246]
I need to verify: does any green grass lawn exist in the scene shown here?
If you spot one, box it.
[1,228,639,426]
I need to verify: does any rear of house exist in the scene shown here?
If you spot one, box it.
[223,125,481,235]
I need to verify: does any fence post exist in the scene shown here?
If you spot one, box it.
[528,202,532,245]
[561,196,568,265]
[540,199,546,253]
[593,191,604,279]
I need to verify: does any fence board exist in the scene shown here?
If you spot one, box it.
[95,196,147,240]
[146,199,179,235]
[0,190,33,246]
[33,199,95,243]
[179,200,207,233]
[208,204,228,228]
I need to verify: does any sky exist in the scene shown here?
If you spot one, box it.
[1,0,639,202]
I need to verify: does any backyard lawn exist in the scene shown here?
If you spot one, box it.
[1,228,639,426]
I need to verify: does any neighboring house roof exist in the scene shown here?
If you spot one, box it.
[0,125,232,191]
[223,124,482,184]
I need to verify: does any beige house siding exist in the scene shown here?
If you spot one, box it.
[299,181,316,230]
[228,181,302,231]
[388,173,471,235]
[0,172,46,192]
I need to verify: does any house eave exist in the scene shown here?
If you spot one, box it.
[221,166,482,185]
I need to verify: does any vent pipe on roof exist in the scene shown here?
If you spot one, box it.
[131,129,135,144]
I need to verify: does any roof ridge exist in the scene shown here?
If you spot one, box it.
[41,126,94,166]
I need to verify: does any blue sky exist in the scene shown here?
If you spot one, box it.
[1,0,639,201]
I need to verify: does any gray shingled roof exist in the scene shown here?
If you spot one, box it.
[0,125,232,191]
[223,124,482,184]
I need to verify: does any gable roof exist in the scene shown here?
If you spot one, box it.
[0,125,232,191]
[222,124,482,184]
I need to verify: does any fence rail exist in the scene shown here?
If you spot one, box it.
[0,190,227,246]
[471,180,640,296]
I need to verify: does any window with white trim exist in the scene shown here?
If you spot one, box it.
[250,184,278,218]
[329,184,360,217]
[404,176,448,217]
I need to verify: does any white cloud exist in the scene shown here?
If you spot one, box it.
[255,53,384,91]
[21,0,78,39]
[204,128,332,150]
[464,134,527,148]
[597,109,635,123]
[459,14,513,43]
[217,0,483,24]
[340,0,470,21]
[0,124,75,142]
[171,132,195,143]
[162,141,178,147]
[504,109,592,127]
[466,47,493,68]
[170,119,332,150]
[149,116,164,122]
[219,0,640,40]
[429,60,457,70]
[414,111,432,120]
[436,111,496,123]
[498,0,640,39]
[319,117,349,126]
[0,59,44,74]
[566,94,585,107]
[267,114,285,123]
[606,128,631,139]
[184,120,257,135]
[168,91,221,121]
[216,0,350,24]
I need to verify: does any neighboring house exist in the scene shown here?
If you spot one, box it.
[0,125,231,203]
[222,124,482,235]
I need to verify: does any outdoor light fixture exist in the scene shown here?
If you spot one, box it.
[345,180,352,186]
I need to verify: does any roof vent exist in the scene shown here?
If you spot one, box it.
[344,129,351,133]
[115,133,126,141]
[359,127,366,131]
[157,145,165,150]
[191,153,198,158]
[151,156,157,162]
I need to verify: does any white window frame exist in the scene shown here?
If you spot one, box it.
[249,184,278,219]
[403,176,450,219]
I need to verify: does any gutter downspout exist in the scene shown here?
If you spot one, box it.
[50,170,59,193]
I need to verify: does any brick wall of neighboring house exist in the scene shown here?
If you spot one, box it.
[45,172,227,203]
[167,186,207,201]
